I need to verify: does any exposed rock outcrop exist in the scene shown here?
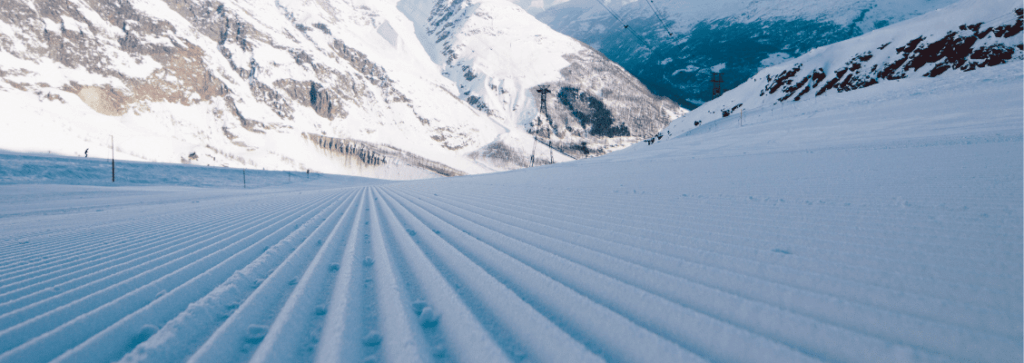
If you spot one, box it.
[761,8,1023,103]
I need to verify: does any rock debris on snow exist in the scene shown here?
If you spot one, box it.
[418,306,440,327]
[133,324,159,346]
[362,331,383,346]
[245,325,269,343]
[412,300,429,315]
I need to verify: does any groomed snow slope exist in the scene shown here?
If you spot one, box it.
[0,45,1022,363]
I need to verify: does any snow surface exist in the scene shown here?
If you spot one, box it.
[1,23,1021,361]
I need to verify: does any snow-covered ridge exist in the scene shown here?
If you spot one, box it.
[0,0,679,179]
[758,4,1023,107]
[661,0,1023,135]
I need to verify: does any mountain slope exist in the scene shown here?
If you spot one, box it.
[514,0,962,109]
[0,0,680,179]
[398,0,682,162]
[655,0,1023,138]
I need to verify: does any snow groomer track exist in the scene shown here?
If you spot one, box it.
[1,155,1021,363]
[1,51,1023,363]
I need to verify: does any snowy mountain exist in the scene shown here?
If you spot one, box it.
[0,7,1021,360]
[656,0,1023,139]
[513,0,963,109]
[0,0,681,179]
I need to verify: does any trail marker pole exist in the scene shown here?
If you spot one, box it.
[110,135,115,182]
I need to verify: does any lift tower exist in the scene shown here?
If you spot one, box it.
[711,72,724,98]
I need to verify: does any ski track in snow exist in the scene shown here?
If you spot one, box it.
[0,137,1020,363]
[0,68,1022,363]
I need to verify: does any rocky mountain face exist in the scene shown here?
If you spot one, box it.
[401,0,681,163]
[758,10,1023,106]
[0,0,680,179]
[511,0,962,109]
[656,0,1023,138]
[521,49,676,159]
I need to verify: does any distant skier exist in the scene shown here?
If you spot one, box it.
[694,120,701,126]
[84,148,88,158]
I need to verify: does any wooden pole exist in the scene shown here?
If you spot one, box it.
[111,135,115,182]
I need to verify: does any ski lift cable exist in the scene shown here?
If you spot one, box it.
[979,9,1019,27]
[591,0,649,46]
[589,0,651,46]
[643,0,674,37]
[590,0,625,25]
